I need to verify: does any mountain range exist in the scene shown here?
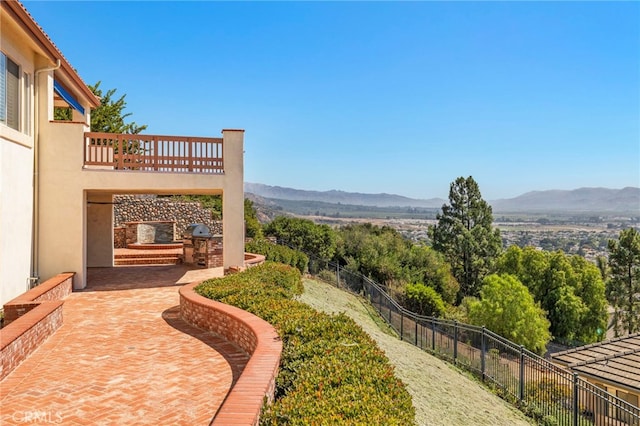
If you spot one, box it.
[245,183,640,213]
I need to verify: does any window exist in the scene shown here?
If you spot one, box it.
[23,72,31,135]
[1,52,30,133]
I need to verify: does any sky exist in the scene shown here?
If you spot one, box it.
[23,1,640,200]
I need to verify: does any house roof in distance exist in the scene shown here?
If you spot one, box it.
[551,333,640,392]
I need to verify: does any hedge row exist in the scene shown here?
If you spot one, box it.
[195,262,415,425]
[246,239,309,274]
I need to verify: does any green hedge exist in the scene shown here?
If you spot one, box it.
[246,239,309,274]
[195,262,415,425]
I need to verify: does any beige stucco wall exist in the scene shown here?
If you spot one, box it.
[0,137,34,305]
[585,377,639,405]
[221,129,245,269]
[0,15,37,305]
[86,193,113,267]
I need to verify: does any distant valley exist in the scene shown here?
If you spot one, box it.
[245,183,640,215]
[245,183,639,261]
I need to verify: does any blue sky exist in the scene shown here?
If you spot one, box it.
[24,1,640,200]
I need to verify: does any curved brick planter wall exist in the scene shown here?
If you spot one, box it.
[1,273,74,380]
[244,253,266,268]
[179,283,281,425]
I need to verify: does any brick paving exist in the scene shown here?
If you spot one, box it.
[0,265,249,425]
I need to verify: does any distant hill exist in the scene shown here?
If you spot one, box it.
[244,183,445,208]
[491,187,640,213]
[245,183,640,214]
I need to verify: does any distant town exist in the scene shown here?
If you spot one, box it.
[247,183,640,261]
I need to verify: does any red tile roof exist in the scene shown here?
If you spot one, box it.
[1,0,99,107]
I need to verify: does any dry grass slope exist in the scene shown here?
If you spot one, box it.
[298,278,535,426]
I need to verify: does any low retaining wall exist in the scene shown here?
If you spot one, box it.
[1,273,74,381]
[3,273,74,324]
[179,282,281,425]
[244,253,266,268]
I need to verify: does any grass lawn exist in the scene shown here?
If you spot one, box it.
[298,278,535,426]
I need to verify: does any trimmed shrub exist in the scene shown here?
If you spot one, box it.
[403,282,446,317]
[246,239,309,274]
[195,262,415,425]
[316,268,337,284]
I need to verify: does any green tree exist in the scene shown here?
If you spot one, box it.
[496,246,607,343]
[595,255,609,281]
[244,199,262,239]
[430,176,502,301]
[89,81,147,134]
[264,216,337,261]
[335,223,458,304]
[405,245,459,304]
[607,227,640,335]
[467,274,551,354]
[570,255,608,342]
[336,223,407,286]
[403,283,446,317]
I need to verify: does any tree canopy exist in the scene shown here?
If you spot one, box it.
[607,227,640,335]
[264,216,337,261]
[495,245,607,344]
[466,274,551,354]
[403,282,446,317]
[89,81,147,134]
[430,176,502,301]
[244,199,263,239]
[336,223,458,304]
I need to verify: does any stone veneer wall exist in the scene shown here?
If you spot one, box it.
[114,227,126,248]
[114,195,222,238]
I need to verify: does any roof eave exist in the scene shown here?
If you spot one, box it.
[2,0,100,108]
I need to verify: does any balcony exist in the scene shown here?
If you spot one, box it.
[84,132,224,174]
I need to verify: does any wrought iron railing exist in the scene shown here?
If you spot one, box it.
[292,245,640,426]
[84,132,223,173]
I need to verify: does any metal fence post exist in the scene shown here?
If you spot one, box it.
[400,311,404,341]
[336,262,340,288]
[432,319,436,352]
[573,373,579,426]
[415,319,418,347]
[519,345,525,402]
[481,326,486,382]
[454,320,458,362]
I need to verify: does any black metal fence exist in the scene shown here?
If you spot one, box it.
[301,250,640,426]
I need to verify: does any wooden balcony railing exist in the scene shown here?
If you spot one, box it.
[84,132,224,174]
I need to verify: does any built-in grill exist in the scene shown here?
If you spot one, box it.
[183,224,222,268]
[184,223,211,239]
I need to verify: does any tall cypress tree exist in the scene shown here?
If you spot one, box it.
[430,176,502,301]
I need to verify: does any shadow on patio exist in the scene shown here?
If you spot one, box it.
[85,264,224,291]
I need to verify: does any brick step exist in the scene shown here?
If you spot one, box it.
[115,252,181,259]
[114,257,182,266]
[126,243,183,250]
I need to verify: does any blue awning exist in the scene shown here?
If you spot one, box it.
[53,80,85,116]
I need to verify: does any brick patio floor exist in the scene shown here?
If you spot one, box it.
[0,265,250,425]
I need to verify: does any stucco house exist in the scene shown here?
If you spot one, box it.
[551,333,640,424]
[1,0,245,306]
